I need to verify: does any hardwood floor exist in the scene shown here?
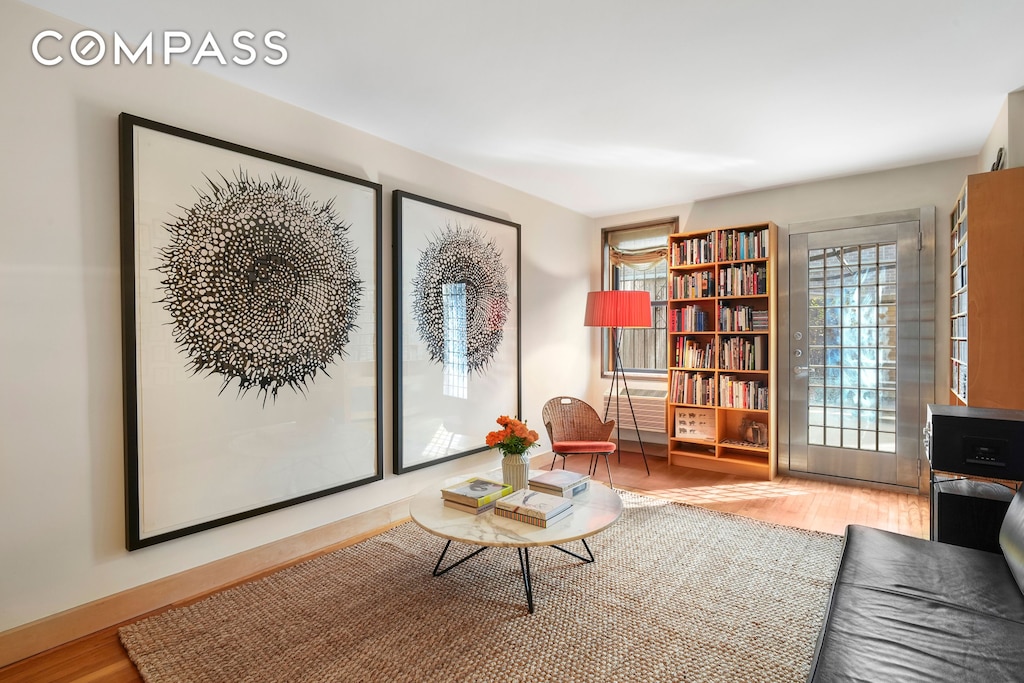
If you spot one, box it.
[0,453,928,682]
[577,449,930,538]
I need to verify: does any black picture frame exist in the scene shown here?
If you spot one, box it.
[392,190,521,474]
[119,113,383,550]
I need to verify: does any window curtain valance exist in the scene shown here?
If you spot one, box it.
[608,222,671,271]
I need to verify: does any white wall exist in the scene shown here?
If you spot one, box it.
[979,96,1009,173]
[0,2,593,633]
[1008,89,1024,168]
[591,157,979,422]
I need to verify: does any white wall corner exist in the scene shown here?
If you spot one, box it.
[977,96,1008,173]
[1006,89,1024,169]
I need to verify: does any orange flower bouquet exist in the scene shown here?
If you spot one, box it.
[485,415,540,456]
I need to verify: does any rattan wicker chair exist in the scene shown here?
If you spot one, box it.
[541,396,618,489]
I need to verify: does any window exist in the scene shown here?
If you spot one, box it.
[602,219,675,376]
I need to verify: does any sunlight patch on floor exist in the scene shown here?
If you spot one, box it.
[646,481,811,504]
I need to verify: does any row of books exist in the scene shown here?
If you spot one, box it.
[951,314,967,339]
[952,263,967,293]
[670,305,769,333]
[951,359,967,400]
[717,228,769,262]
[718,264,767,296]
[951,194,967,228]
[951,238,967,270]
[719,336,767,371]
[671,235,715,266]
[951,291,967,318]
[669,305,710,332]
[719,305,769,332]
[670,371,769,409]
[719,375,769,410]
[670,229,769,267]
[440,470,591,527]
[675,337,714,369]
[670,271,714,299]
[669,370,716,406]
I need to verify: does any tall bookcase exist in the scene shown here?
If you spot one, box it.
[949,167,1024,409]
[667,222,777,479]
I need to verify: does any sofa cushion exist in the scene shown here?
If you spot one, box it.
[551,440,615,454]
[810,584,1024,682]
[808,525,1024,682]
[1000,486,1024,596]
[837,524,1024,622]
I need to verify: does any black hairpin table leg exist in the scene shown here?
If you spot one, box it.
[551,538,594,564]
[517,547,534,613]
[432,540,488,576]
[432,539,596,614]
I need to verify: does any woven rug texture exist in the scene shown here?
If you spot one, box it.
[119,491,843,683]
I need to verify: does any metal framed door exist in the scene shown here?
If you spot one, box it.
[782,210,933,489]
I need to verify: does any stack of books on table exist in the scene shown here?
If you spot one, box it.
[528,469,590,498]
[494,489,573,528]
[441,477,512,515]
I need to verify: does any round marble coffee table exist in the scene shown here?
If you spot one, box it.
[409,470,623,612]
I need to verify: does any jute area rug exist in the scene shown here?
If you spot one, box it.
[120,491,843,682]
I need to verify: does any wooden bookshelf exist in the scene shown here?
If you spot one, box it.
[948,167,1024,409]
[667,222,777,479]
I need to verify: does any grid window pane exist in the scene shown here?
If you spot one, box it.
[805,241,897,453]
[809,426,824,445]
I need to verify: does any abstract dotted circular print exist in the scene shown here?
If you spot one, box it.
[411,224,509,375]
[158,172,363,402]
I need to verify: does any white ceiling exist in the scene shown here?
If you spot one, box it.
[19,0,1024,217]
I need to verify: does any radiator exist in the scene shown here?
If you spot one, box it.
[602,388,667,433]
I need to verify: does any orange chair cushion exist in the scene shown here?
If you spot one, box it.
[552,441,616,454]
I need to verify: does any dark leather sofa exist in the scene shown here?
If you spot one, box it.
[807,485,1024,682]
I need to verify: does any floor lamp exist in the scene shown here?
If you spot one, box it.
[584,290,651,475]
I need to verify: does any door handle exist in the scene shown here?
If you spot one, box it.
[793,365,810,376]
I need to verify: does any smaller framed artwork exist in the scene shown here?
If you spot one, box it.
[674,407,716,441]
[120,113,383,549]
[393,191,521,474]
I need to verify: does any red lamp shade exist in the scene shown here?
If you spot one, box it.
[583,290,652,328]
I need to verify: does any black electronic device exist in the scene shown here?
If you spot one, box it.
[925,404,1024,551]
[931,477,1014,552]
[925,404,1024,480]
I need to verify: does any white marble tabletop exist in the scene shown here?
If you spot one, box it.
[409,470,623,548]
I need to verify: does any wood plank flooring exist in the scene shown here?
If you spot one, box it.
[0,454,928,682]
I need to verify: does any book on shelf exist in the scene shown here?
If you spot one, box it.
[528,469,590,498]
[670,370,715,406]
[669,305,710,333]
[440,477,512,507]
[443,499,496,515]
[717,263,767,296]
[718,375,769,410]
[494,505,574,528]
[495,488,572,520]
[675,337,714,369]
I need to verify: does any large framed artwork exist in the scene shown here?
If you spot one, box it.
[392,191,521,474]
[119,113,382,550]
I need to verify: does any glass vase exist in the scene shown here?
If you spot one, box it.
[501,452,531,491]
